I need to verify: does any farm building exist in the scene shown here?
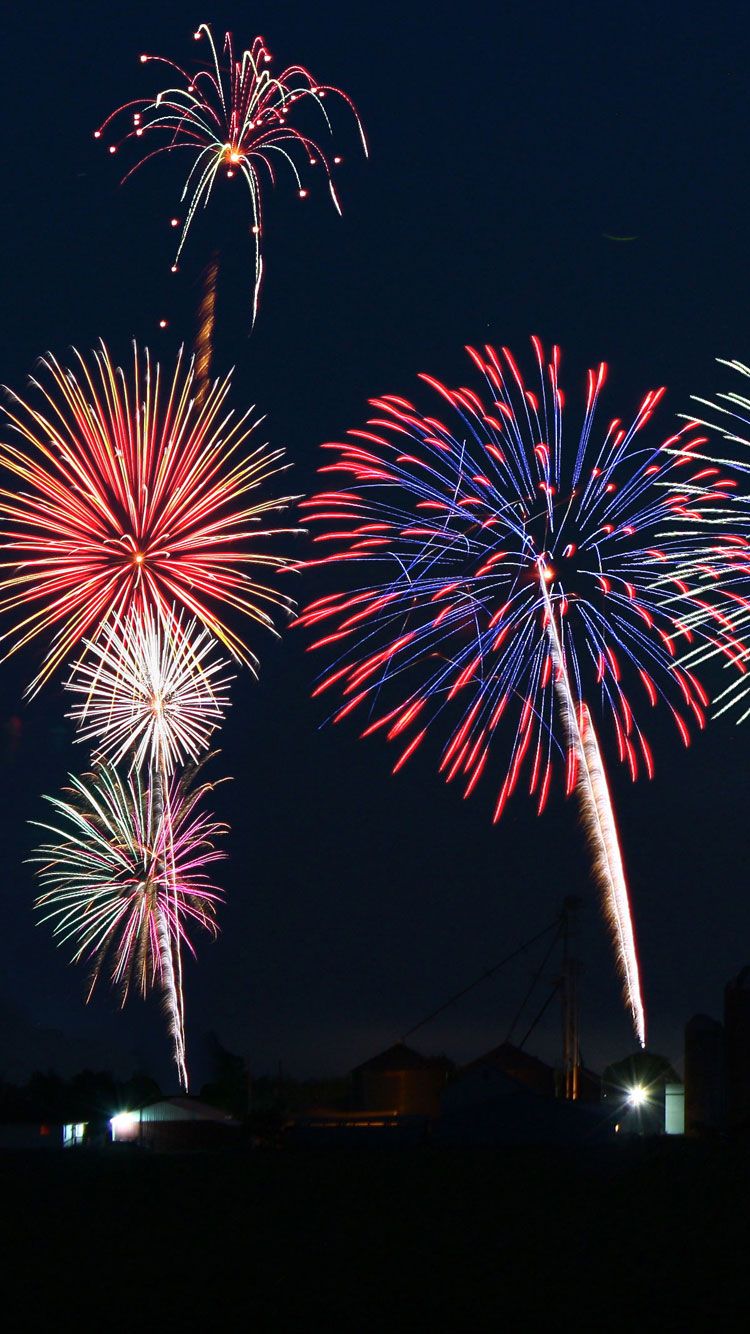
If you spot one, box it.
[110,1097,240,1150]
[351,1043,453,1118]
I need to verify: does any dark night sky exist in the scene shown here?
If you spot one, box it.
[1,0,749,1089]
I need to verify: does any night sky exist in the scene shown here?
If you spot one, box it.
[1,0,749,1090]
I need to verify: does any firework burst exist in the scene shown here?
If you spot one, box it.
[31,761,226,1084]
[66,608,233,772]
[0,341,298,693]
[297,338,743,1042]
[97,23,367,323]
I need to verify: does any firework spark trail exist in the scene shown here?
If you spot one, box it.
[297,339,744,1036]
[154,866,188,1084]
[148,644,195,1090]
[30,763,226,1065]
[0,341,298,693]
[64,605,222,1084]
[66,605,233,1086]
[152,763,187,1086]
[97,24,367,323]
[68,606,233,1087]
[539,560,645,1044]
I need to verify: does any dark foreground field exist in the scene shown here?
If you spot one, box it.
[3,1141,750,1326]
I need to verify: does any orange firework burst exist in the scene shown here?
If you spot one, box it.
[0,342,298,693]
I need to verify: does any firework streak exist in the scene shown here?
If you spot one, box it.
[539,559,644,1043]
[297,339,744,1038]
[97,23,367,323]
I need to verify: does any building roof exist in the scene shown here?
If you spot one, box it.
[138,1097,238,1124]
[686,1012,723,1033]
[352,1042,452,1075]
[460,1042,556,1095]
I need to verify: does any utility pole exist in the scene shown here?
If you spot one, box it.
[561,896,583,1100]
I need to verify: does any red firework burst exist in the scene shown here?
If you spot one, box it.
[0,342,298,692]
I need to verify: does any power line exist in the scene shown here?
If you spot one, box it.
[401,914,561,1043]
[505,919,564,1045]
[518,980,562,1052]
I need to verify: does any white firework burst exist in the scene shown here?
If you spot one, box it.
[66,609,233,771]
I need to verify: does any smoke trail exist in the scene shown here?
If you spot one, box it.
[194,253,219,406]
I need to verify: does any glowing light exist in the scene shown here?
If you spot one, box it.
[96,23,368,324]
[110,1111,138,1133]
[627,1085,648,1107]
